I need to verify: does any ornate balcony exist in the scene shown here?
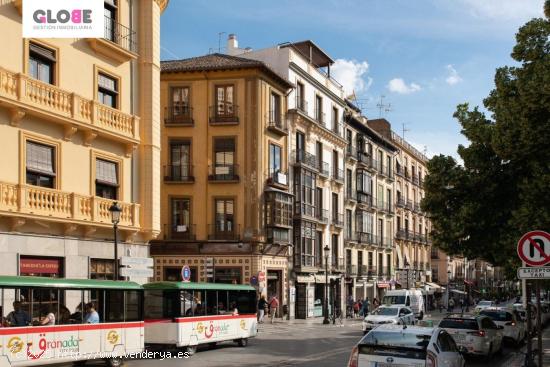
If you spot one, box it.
[164,106,193,126]
[291,150,318,172]
[331,257,345,272]
[164,224,196,241]
[332,168,344,183]
[318,162,330,178]
[164,164,194,183]
[346,145,358,161]
[316,209,329,224]
[332,213,344,228]
[209,105,239,124]
[0,67,139,145]
[87,17,137,63]
[208,164,240,182]
[208,224,241,241]
[346,265,358,277]
[0,181,140,230]
[267,110,288,135]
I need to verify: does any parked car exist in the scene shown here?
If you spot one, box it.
[439,314,504,357]
[347,325,465,367]
[479,308,525,345]
[362,305,415,334]
[474,300,496,313]
[381,289,425,319]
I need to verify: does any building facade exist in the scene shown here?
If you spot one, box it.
[0,0,167,282]
[343,103,398,303]
[368,119,432,287]
[151,53,293,316]
[229,38,348,318]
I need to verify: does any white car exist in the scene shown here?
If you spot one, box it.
[348,325,465,367]
[474,300,496,313]
[479,308,525,345]
[362,306,415,334]
[439,314,504,357]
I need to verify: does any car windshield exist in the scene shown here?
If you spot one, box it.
[480,311,512,321]
[361,331,431,350]
[478,301,492,306]
[371,308,399,316]
[383,296,406,305]
[439,318,479,330]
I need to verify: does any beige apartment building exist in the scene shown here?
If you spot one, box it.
[150,53,293,315]
[0,0,167,282]
[368,119,432,286]
[343,103,397,302]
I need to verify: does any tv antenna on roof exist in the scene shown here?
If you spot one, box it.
[402,123,410,140]
[376,95,392,118]
[218,32,226,53]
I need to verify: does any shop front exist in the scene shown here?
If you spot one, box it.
[20,256,63,277]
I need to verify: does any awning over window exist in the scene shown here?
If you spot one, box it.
[26,141,54,174]
[96,159,118,185]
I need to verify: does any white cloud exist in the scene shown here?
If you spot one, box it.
[387,78,421,94]
[455,0,541,21]
[445,64,462,86]
[331,59,371,96]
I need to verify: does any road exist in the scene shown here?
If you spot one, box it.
[75,309,536,367]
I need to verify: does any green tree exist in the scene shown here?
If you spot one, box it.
[423,4,550,273]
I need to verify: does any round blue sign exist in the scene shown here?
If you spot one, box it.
[250,275,258,286]
[182,265,191,282]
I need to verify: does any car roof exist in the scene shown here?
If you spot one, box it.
[443,313,480,320]
[480,307,512,313]
[365,324,435,335]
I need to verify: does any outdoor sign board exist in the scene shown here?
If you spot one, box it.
[517,267,550,279]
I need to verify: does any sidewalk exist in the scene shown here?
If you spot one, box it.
[506,326,550,366]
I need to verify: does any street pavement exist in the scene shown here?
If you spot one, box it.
[65,308,547,366]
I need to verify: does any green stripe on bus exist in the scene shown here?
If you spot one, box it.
[143,281,256,291]
[0,275,142,290]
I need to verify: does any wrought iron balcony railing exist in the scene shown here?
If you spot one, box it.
[209,104,239,124]
[164,106,193,125]
[208,224,240,241]
[104,15,137,53]
[164,223,196,241]
[208,164,239,181]
[164,164,194,182]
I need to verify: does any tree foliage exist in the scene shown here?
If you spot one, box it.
[422,8,550,274]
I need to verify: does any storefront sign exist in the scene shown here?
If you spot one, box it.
[377,281,390,288]
[20,258,60,274]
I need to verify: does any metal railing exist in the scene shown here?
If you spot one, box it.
[209,105,239,124]
[267,171,289,186]
[319,161,330,177]
[295,202,316,219]
[208,164,239,181]
[346,265,358,276]
[382,236,393,248]
[164,106,193,125]
[315,109,326,126]
[298,254,316,268]
[164,223,196,241]
[267,110,288,133]
[346,145,357,159]
[104,15,137,53]
[396,197,406,208]
[345,188,357,202]
[331,257,345,271]
[295,97,308,114]
[332,213,344,227]
[317,208,329,224]
[345,230,358,242]
[395,165,405,177]
[332,168,344,182]
[291,150,318,171]
[357,232,374,245]
[357,193,374,209]
[208,224,240,241]
[164,164,194,182]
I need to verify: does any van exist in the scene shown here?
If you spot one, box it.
[382,289,425,319]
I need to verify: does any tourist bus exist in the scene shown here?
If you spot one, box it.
[143,282,257,355]
[0,275,143,367]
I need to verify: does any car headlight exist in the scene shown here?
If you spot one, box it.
[390,319,398,324]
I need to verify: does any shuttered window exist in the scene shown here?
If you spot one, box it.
[95,159,118,199]
[26,141,55,188]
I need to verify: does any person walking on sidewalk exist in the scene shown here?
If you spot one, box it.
[269,295,279,324]
[257,295,267,323]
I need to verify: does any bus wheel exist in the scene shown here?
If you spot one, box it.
[106,357,123,367]
[186,345,197,356]
[237,338,248,347]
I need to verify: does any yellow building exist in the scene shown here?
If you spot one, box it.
[368,119,432,285]
[151,54,293,310]
[0,0,167,282]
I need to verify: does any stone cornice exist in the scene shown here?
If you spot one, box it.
[154,0,169,13]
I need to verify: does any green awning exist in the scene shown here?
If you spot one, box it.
[0,276,142,290]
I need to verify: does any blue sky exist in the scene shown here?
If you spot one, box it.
[160,0,546,158]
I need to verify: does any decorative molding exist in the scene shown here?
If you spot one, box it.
[9,107,25,127]
[154,0,169,12]
[84,226,96,239]
[83,131,97,146]
[123,230,138,243]
[64,223,78,236]
[86,39,137,64]
[125,143,137,158]
[63,125,78,141]
[10,217,25,232]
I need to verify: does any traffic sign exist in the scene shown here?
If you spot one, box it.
[120,267,153,278]
[517,230,550,266]
[517,267,550,279]
[258,271,265,282]
[181,265,191,282]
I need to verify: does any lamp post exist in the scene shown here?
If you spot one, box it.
[109,202,122,280]
[446,269,452,311]
[404,260,410,289]
[323,245,330,325]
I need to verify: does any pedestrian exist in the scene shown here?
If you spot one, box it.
[361,297,370,316]
[353,301,360,318]
[438,299,444,313]
[346,295,354,318]
[269,295,279,324]
[448,298,455,312]
[373,297,379,309]
[459,298,465,312]
[257,295,267,323]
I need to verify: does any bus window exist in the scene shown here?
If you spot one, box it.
[125,291,142,321]
[236,291,256,314]
[193,290,206,316]
[405,296,410,307]
[217,291,228,314]
[206,291,218,315]
[144,290,163,319]
[182,291,193,316]
[64,290,83,324]
[105,290,124,322]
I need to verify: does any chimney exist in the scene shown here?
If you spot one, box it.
[227,34,238,55]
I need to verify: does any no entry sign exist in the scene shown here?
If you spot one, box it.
[517,230,550,266]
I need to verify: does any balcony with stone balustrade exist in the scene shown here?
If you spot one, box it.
[0,181,140,234]
[0,67,139,148]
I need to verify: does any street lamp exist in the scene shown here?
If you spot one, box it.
[109,202,122,280]
[323,245,330,325]
[446,269,452,311]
